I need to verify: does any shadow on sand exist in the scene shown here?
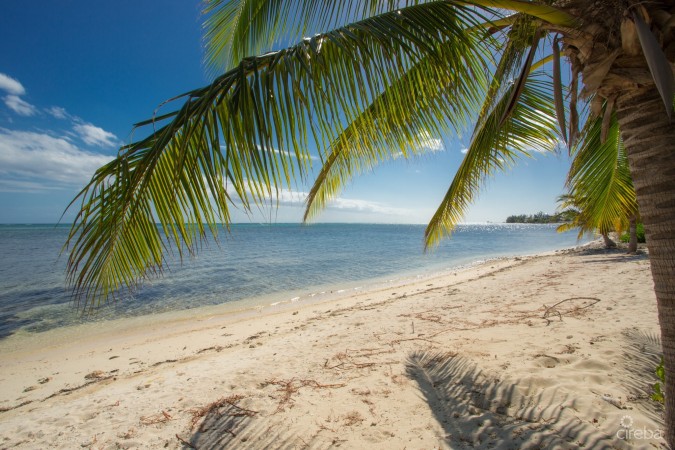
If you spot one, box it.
[179,330,663,449]
[180,397,287,449]
[621,328,664,425]
[404,349,658,449]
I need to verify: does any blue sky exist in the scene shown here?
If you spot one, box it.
[0,1,572,224]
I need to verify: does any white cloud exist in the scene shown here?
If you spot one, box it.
[0,73,25,96]
[417,133,444,152]
[234,183,410,217]
[0,129,113,191]
[46,106,69,119]
[0,73,37,116]
[4,94,37,116]
[327,196,411,216]
[73,123,118,147]
[460,148,469,154]
[391,132,444,160]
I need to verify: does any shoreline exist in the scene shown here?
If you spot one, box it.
[4,238,588,343]
[1,223,591,339]
[0,243,571,354]
[0,243,664,449]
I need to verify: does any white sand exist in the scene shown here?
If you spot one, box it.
[0,245,665,449]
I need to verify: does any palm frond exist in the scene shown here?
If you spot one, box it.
[66,1,496,308]
[202,0,395,73]
[303,9,495,221]
[424,21,560,248]
[202,0,579,73]
[564,105,638,235]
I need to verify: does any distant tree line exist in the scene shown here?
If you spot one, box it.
[505,212,564,224]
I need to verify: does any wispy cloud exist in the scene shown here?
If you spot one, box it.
[326,196,411,216]
[0,73,37,116]
[46,106,69,119]
[392,132,445,160]
[0,129,113,191]
[73,122,118,147]
[233,183,411,217]
[4,94,37,116]
[0,73,25,96]
[417,132,444,152]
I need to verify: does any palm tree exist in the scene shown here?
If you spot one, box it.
[556,110,639,250]
[65,1,675,444]
[556,194,618,248]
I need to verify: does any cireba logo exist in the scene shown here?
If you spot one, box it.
[620,415,633,429]
[616,415,663,441]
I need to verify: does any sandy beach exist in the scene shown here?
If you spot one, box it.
[0,244,665,449]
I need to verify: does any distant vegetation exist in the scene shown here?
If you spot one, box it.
[620,223,646,244]
[506,212,564,224]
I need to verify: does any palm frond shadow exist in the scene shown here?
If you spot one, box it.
[405,351,627,449]
[183,398,316,450]
[621,328,665,425]
[183,400,254,449]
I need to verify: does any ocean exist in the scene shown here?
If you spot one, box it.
[0,223,588,339]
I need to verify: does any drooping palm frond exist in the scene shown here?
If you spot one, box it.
[66,1,581,308]
[202,0,579,73]
[563,105,637,236]
[423,19,560,248]
[65,1,497,308]
[303,10,496,221]
[203,0,403,73]
[554,193,582,235]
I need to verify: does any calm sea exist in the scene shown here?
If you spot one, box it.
[0,223,588,339]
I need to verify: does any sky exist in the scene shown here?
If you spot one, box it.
[0,1,573,225]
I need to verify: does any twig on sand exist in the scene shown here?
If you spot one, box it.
[40,375,116,402]
[324,352,375,370]
[324,349,397,371]
[398,310,444,323]
[140,410,172,425]
[188,394,257,431]
[175,434,196,448]
[543,297,601,325]
[389,336,440,346]
[262,378,346,413]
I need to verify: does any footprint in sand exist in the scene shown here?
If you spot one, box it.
[533,354,560,368]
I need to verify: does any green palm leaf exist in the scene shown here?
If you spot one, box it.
[423,20,560,248]
[564,106,638,235]
[203,0,399,73]
[303,11,495,221]
[203,0,578,72]
[65,1,495,308]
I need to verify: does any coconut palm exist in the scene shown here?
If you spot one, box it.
[556,111,640,250]
[65,1,675,443]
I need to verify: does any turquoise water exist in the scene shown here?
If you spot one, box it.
[0,223,588,338]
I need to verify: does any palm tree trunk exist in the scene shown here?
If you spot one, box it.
[602,232,616,248]
[628,217,638,254]
[616,86,675,446]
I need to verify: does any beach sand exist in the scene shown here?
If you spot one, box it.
[0,244,665,449]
